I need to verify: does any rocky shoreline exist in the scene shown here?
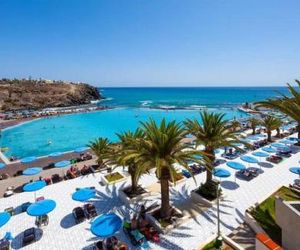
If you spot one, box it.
[0,78,102,111]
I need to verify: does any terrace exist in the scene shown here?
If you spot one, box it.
[0,132,299,249]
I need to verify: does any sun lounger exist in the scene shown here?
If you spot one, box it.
[84,203,97,219]
[43,177,51,185]
[43,162,55,170]
[266,155,283,164]
[3,189,14,198]
[4,207,15,216]
[94,240,104,250]
[0,238,10,250]
[72,207,85,223]
[289,183,300,191]
[236,169,258,181]
[21,202,32,212]
[22,228,36,246]
[51,174,62,183]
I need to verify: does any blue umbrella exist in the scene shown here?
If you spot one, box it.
[241,155,259,171]
[27,199,56,216]
[55,160,71,168]
[49,152,63,157]
[252,152,269,158]
[0,163,6,169]
[277,146,291,153]
[23,167,42,176]
[213,168,231,178]
[272,143,285,148]
[23,180,46,192]
[74,147,89,153]
[289,167,300,177]
[226,162,246,170]
[226,161,245,182]
[91,213,122,238]
[21,156,37,164]
[0,212,10,228]
[233,143,243,147]
[256,134,266,138]
[262,147,276,153]
[23,180,46,201]
[72,188,96,202]
[240,156,259,164]
[280,139,292,145]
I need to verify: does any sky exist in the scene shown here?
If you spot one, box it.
[0,0,300,87]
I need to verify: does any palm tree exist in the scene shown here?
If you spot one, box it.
[260,116,282,142]
[248,117,260,135]
[88,137,112,168]
[256,80,300,141]
[115,129,147,194]
[184,111,243,184]
[126,119,201,219]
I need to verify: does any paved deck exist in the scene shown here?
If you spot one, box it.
[0,134,299,250]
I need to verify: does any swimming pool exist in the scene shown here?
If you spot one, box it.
[0,108,247,158]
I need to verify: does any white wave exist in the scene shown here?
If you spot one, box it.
[158,105,176,110]
[100,97,114,102]
[189,105,207,110]
[139,100,153,106]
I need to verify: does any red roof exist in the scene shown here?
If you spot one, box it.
[256,233,284,250]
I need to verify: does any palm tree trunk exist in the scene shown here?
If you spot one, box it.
[205,149,215,184]
[130,174,137,194]
[206,168,213,183]
[252,127,255,135]
[276,128,280,137]
[297,123,300,146]
[160,168,170,219]
[267,131,272,142]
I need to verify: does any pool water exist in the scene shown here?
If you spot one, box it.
[0,108,247,158]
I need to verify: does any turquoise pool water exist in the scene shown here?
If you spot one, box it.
[1,107,247,158]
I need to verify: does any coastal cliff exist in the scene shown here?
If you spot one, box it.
[0,78,102,111]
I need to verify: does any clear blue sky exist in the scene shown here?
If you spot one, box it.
[0,0,299,87]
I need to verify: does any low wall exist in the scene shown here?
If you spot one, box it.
[190,189,216,207]
[118,187,151,206]
[146,207,188,235]
[244,211,266,234]
[100,171,128,185]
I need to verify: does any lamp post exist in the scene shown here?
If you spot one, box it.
[214,179,223,247]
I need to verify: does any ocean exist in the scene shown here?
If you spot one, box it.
[0,87,288,158]
[99,86,287,109]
